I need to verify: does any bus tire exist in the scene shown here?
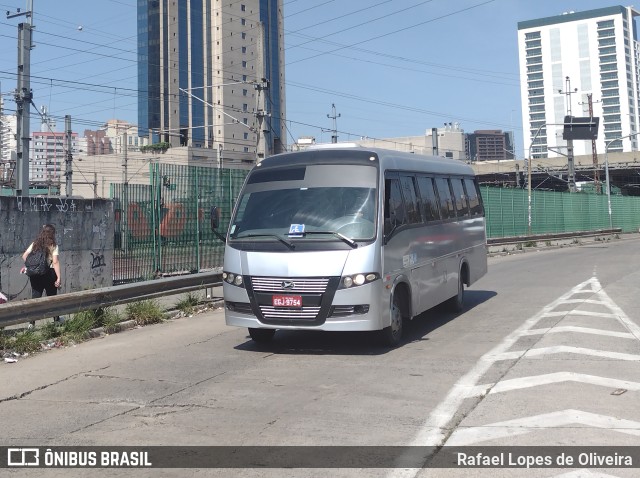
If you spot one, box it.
[381,294,403,347]
[248,328,276,342]
[446,273,465,313]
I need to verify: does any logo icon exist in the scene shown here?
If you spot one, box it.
[281,280,294,290]
[8,448,39,466]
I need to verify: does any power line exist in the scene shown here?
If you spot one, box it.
[287,0,496,65]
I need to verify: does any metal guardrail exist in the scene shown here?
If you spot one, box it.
[0,271,222,328]
[486,228,623,246]
[1,228,627,329]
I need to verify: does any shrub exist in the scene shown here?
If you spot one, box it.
[12,330,42,354]
[126,300,165,325]
[175,293,200,316]
[102,310,125,334]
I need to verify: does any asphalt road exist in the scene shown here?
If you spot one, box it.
[3,236,640,478]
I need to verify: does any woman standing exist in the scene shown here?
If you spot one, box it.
[21,224,62,327]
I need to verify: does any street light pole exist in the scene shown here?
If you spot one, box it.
[527,123,548,235]
[604,132,640,231]
[603,145,612,231]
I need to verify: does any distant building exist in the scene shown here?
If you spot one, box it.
[0,99,17,181]
[466,130,514,161]
[137,0,286,162]
[81,119,149,157]
[30,130,78,185]
[293,136,316,151]
[356,122,467,160]
[518,6,640,158]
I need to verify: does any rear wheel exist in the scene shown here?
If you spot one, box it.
[446,273,465,312]
[381,294,403,347]
[248,328,276,342]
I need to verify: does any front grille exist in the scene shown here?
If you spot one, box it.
[247,275,339,326]
[259,305,321,320]
[252,277,329,294]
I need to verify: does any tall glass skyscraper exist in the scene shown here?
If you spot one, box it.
[518,6,640,159]
[137,0,286,161]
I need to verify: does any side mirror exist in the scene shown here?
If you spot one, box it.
[210,206,220,230]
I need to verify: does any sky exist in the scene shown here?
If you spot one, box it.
[0,0,635,159]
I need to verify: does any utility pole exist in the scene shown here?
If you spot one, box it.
[559,76,578,192]
[431,128,439,156]
[8,0,34,197]
[327,103,340,143]
[254,78,270,162]
[586,94,601,193]
[64,115,72,196]
[121,130,129,252]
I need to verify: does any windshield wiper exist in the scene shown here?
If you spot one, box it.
[300,231,358,248]
[233,233,295,250]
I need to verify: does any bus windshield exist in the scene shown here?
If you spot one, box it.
[230,186,377,241]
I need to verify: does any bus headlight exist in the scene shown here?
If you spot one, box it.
[340,272,379,289]
[223,271,244,288]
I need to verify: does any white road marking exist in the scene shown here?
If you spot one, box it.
[523,326,635,339]
[493,346,640,362]
[560,299,611,305]
[542,310,617,318]
[388,276,640,478]
[404,278,599,448]
[551,471,621,478]
[470,372,640,396]
[446,409,640,446]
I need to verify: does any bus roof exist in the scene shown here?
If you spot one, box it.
[257,145,476,177]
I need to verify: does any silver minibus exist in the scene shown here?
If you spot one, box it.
[213,144,487,346]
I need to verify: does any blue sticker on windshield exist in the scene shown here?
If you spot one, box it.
[289,224,305,235]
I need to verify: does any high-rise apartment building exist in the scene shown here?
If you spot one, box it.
[466,130,514,162]
[31,130,78,184]
[137,0,286,162]
[518,6,640,159]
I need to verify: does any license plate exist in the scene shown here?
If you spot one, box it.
[272,295,302,308]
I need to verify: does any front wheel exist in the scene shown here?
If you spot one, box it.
[446,274,465,313]
[381,294,403,347]
[248,328,276,342]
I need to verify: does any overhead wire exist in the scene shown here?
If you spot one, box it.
[0,0,522,165]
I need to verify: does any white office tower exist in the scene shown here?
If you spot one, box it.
[518,6,640,158]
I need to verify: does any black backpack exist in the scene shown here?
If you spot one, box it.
[25,249,49,277]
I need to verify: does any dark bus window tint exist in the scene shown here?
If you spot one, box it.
[384,178,407,235]
[464,178,483,216]
[400,175,421,224]
[434,177,454,219]
[416,176,440,222]
[450,178,469,217]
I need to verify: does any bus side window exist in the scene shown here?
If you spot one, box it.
[434,177,454,219]
[400,175,421,224]
[384,177,407,236]
[464,178,483,216]
[416,176,440,222]
[450,178,470,217]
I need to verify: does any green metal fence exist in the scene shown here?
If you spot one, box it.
[110,167,640,283]
[111,163,248,284]
[482,186,640,238]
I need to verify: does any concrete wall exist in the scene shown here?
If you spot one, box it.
[0,196,114,301]
[471,150,640,176]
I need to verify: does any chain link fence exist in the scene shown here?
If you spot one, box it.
[482,186,640,238]
[111,163,248,284]
[110,166,640,283]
